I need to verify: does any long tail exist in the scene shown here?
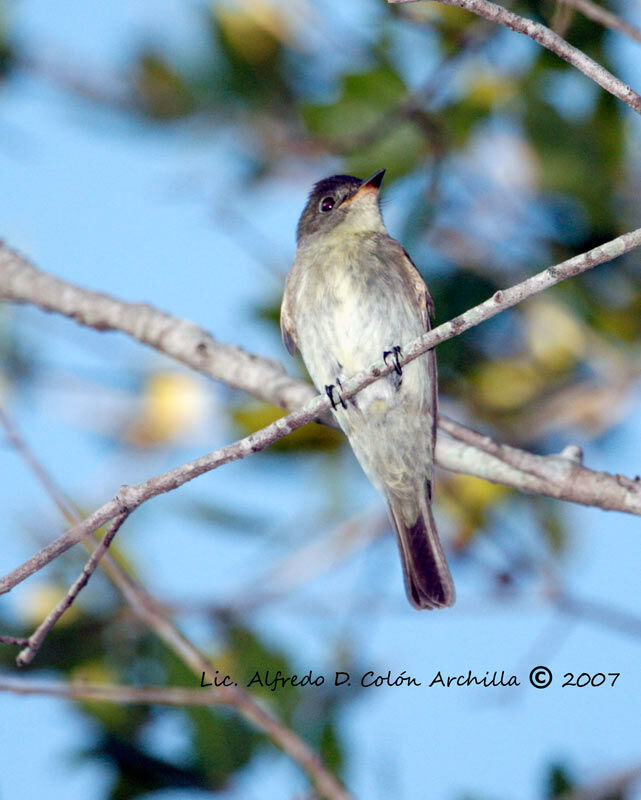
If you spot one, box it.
[387,491,455,610]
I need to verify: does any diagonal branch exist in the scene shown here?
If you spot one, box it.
[0,243,309,416]
[559,0,641,46]
[2,227,641,597]
[0,410,352,800]
[437,418,641,513]
[389,0,641,115]
[0,236,639,502]
[0,677,279,707]
[15,512,128,667]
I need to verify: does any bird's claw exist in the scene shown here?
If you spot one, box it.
[325,383,347,410]
[384,346,403,376]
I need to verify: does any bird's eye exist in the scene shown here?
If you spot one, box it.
[319,196,335,213]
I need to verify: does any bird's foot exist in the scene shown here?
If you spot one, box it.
[325,382,347,410]
[384,346,403,376]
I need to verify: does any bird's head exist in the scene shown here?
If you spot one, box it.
[296,169,386,244]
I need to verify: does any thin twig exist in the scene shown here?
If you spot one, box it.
[0,677,263,706]
[0,406,78,524]
[97,559,353,800]
[231,508,390,612]
[0,414,352,800]
[555,591,641,640]
[560,0,641,46]
[16,512,128,667]
[562,762,641,800]
[3,226,641,595]
[389,0,641,114]
[0,240,632,499]
[0,674,355,800]
[0,635,30,646]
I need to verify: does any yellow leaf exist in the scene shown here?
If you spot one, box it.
[440,473,509,542]
[472,358,543,411]
[20,583,81,628]
[525,299,585,372]
[467,73,518,109]
[126,372,208,447]
[232,401,343,452]
[215,0,290,62]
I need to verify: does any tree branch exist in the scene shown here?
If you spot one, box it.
[560,0,641,46]
[2,227,641,597]
[0,243,310,415]
[437,424,641,513]
[0,410,352,800]
[16,512,128,667]
[0,667,352,800]
[0,676,279,707]
[388,0,641,115]
[0,635,30,647]
[2,235,640,509]
[99,562,354,800]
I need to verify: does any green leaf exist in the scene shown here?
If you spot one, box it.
[546,762,575,798]
[188,706,258,788]
[83,733,209,800]
[231,401,344,453]
[345,120,429,182]
[302,66,430,179]
[134,52,197,119]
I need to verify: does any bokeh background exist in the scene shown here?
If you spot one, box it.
[2,0,641,797]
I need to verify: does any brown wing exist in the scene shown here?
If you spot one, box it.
[400,246,434,328]
[399,245,438,451]
[280,276,299,357]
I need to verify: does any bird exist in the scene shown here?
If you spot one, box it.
[280,169,455,609]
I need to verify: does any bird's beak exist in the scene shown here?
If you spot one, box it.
[343,169,386,204]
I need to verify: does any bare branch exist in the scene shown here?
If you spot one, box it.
[0,677,262,707]
[2,406,116,660]
[0,243,309,415]
[560,0,641,46]
[0,635,30,646]
[0,412,352,800]
[0,406,78,524]
[437,416,641,514]
[3,228,641,595]
[2,234,641,496]
[555,592,641,640]
[0,390,334,594]
[99,562,354,800]
[232,508,390,612]
[16,512,128,667]
[0,675,352,800]
[563,761,641,800]
[388,0,641,115]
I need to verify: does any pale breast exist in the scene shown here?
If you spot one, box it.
[291,236,428,409]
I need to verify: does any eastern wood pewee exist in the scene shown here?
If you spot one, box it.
[281,169,455,609]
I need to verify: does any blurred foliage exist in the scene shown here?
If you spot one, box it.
[303,65,433,179]
[232,400,344,451]
[440,472,511,545]
[0,597,355,798]
[546,762,576,797]
[134,52,197,119]
[3,0,638,456]
[124,372,210,447]
[2,0,641,796]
